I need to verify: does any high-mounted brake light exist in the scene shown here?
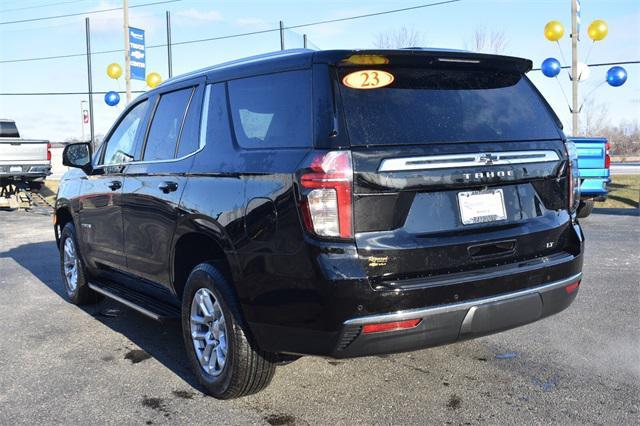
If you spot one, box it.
[362,319,422,334]
[604,142,611,169]
[299,151,353,239]
[47,143,52,161]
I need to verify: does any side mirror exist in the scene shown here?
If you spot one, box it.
[62,142,93,174]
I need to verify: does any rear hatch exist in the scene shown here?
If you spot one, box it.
[333,52,575,289]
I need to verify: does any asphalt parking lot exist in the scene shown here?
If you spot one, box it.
[0,208,638,425]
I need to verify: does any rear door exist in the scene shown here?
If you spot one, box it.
[79,99,150,271]
[334,63,573,287]
[121,80,205,290]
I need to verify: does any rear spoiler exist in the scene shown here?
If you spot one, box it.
[314,49,533,74]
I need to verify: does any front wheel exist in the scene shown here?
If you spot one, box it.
[59,223,99,305]
[181,263,276,399]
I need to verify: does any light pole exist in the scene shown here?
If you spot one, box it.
[123,0,132,104]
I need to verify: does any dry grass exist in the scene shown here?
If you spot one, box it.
[42,179,59,206]
[599,174,639,209]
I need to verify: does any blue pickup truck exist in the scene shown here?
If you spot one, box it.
[569,137,611,218]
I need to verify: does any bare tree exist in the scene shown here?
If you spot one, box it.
[466,26,509,54]
[374,26,424,49]
[580,98,610,137]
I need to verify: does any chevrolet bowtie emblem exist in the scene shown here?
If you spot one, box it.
[478,153,499,165]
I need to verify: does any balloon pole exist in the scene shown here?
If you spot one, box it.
[570,0,579,134]
[123,0,131,104]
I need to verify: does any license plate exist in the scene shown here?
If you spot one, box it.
[457,189,507,225]
[10,166,22,173]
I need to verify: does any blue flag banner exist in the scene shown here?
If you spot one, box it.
[128,27,146,81]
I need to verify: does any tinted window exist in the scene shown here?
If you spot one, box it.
[102,100,148,165]
[228,70,311,149]
[338,68,560,145]
[176,86,206,158]
[144,88,193,161]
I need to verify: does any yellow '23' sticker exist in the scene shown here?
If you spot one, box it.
[342,70,394,90]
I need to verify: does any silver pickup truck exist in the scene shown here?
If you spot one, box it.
[0,119,51,192]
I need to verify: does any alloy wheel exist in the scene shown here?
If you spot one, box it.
[190,288,228,376]
[63,237,78,293]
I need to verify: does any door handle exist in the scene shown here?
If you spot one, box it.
[107,180,121,191]
[158,181,178,193]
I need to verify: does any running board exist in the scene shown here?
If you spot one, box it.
[88,281,180,322]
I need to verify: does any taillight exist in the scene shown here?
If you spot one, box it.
[565,280,581,294]
[565,141,580,213]
[299,151,353,239]
[362,319,422,334]
[604,142,611,169]
[47,143,52,161]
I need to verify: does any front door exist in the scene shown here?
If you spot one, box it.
[79,99,150,271]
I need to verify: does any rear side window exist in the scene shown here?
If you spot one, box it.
[144,87,193,161]
[228,70,311,149]
[176,85,206,158]
[338,67,561,146]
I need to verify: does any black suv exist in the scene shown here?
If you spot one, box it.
[56,49,584,399]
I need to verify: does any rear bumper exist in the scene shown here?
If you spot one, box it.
[580,176,609,200]
[333,272,581,358]
[0,163,51,179]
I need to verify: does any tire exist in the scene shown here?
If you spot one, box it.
[28,181,43,193]
[577,200,594,218]
[181,263,276,399]
[59,222,98,305]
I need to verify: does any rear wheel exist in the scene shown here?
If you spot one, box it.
[59,223,98,305]
[577,200,594,218]
[181,263,276,399]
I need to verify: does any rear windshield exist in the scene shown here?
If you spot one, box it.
[337,67,560,146]
[0,121,19,138]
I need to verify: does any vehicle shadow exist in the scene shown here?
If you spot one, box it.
[0,240,203,392]
[592,207,640,217]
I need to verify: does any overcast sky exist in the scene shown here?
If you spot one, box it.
[0,0,638,141]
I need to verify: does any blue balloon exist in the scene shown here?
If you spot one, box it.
[606,66,627,87]
[104,91,120,106]
[541,57,561,78]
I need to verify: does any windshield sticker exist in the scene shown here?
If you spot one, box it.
[342,70,394,90]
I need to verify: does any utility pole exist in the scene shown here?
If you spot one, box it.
[166,10,173,78]
[123,0,132,104]
[571,0,579,135]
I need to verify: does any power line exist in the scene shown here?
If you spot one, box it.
[0,0,464,64]
[0,90,146,96]
[531,60,640,71]
[0,0,91,14]
[0,0,182,26]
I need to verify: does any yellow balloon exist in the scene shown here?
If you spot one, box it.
[588,19,608,41]
[544,20,565,42]
[106,63,122,79]
[146,72,162,88]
